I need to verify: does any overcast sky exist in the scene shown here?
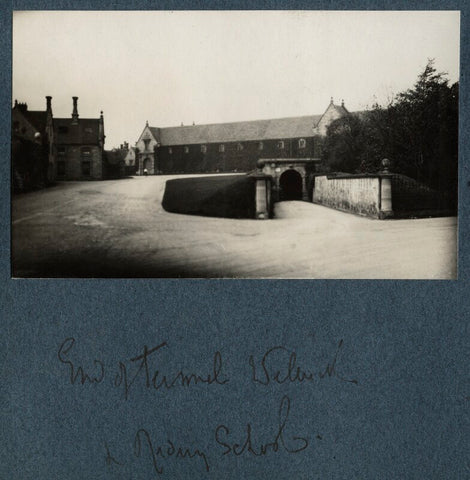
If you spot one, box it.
[13,10,460,149]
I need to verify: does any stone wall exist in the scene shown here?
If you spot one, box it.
[313,175,381,217]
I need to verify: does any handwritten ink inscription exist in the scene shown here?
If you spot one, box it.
[57,336,357,475]
[104,395,309,477]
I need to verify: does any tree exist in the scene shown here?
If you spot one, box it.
[321,114,365,173]
[321,59,458,206]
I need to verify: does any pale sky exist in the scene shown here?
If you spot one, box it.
[12,10,460,149]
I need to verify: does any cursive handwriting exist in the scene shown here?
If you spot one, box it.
[215,395,309,457]
[114,343,228,400]
[58,337,105,385]
[248,339,357,386]
[58,337,357,399]
[134,428,210,476]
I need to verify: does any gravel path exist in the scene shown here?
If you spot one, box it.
[11,176,457,278]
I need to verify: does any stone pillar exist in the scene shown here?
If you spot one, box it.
[253,175,271,219]
[379,158,393,218]
[301,173,309,201]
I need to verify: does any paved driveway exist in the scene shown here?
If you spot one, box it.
[11,176,457,278]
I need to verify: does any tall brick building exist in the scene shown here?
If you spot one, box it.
[135,98,349,175]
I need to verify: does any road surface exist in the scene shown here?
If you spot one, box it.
[11,176,457,278]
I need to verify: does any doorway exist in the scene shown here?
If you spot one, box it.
[279,169,303,200]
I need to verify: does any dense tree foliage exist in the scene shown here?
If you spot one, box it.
[321,60,458,204]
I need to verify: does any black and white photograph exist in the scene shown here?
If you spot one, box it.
[11,10,460,278]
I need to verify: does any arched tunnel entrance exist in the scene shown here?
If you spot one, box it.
[279,169,303,200]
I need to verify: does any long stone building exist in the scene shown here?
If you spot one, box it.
[135,98,349,175]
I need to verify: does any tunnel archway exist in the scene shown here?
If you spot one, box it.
[279,169,303,200]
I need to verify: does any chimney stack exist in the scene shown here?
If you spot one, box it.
[46,96,52,112]
[71,96,79,123]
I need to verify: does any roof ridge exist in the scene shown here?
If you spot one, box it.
[153,113,321,131]
[54,117,100,121]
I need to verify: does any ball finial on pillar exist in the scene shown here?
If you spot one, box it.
[381,158,391,173]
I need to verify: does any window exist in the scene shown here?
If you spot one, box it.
[84,128,93,134]
[13,121,19,132]
[237,143,244,151]
[143,139,150,150]
[58,146,66,156]
[168,147,172,154]
[201,145,207,153]
[258,142,264,151]
[277,140,284,149]
[219,144,225,153]
[184,146,189,154]
[57,161,65,176]
[81,147,91,156]
[82,160,91,176]
[58,126,68,134]
[298,138,306,149]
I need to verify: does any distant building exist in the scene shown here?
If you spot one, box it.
[123,143,137,173]
[104,144,128,179]
[135,98,349,175]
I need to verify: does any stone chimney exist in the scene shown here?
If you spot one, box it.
[16,101,28,113]
[99,110,105,147]
[46,96,52,112]
[71,96,79,124]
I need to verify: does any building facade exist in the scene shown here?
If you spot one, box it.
[12,96,106,184]
[135,98,349,175]
[54,97,105,180]
[12,97,55,187]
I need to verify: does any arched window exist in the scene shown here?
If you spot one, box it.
[258,142,264,150]
[201,145,207,153]
[298,138,306,149]
[168,147,172,154]
[184,146,189,154]
[219,144,225,153]
[237,143,244,151]
[277,140,284,149]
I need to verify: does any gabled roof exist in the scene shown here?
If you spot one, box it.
[316,103,349,126]
[149,114,323,146]
[23,110,48,134]
[54,118,101,144]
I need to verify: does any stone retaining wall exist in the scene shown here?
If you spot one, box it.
[313,175,382,217]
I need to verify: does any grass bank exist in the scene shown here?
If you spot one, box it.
[162,174,256,219]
